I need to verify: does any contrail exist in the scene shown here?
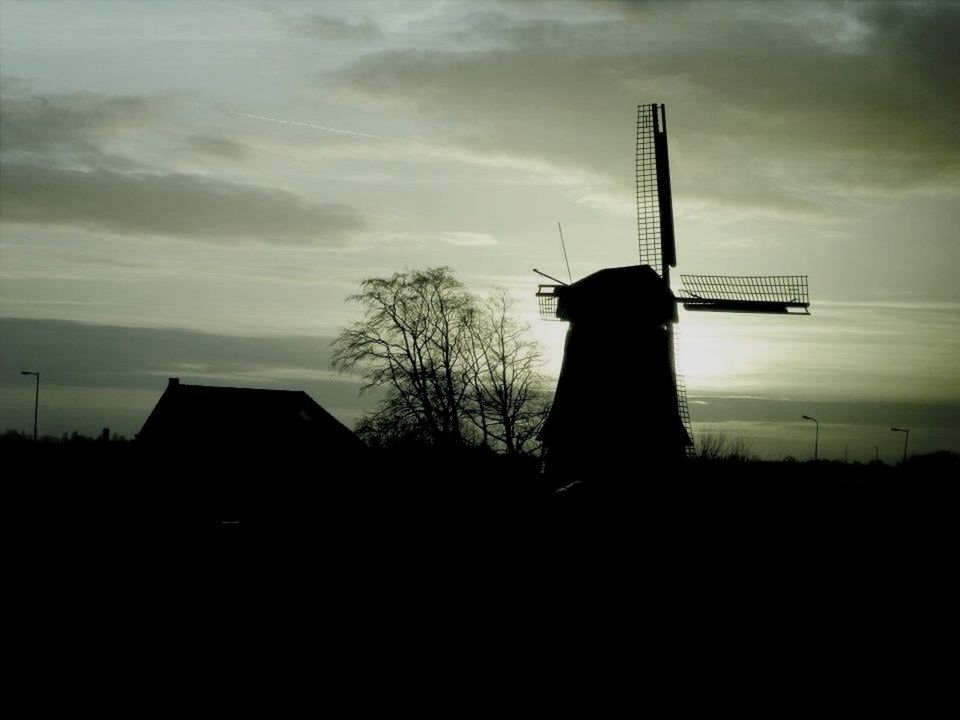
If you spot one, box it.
[235,112,409,143]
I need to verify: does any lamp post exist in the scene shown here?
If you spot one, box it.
[802,415,819,461]
[20,370,40,441]
[891,427,909,464]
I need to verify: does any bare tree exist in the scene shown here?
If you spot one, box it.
[464,288,551,455]
[334,270,551,454]
[332,267,475,447]
[353,394,432,449]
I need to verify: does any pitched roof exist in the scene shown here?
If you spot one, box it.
[137,378,364,449]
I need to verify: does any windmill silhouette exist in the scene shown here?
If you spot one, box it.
[536,103,810,488]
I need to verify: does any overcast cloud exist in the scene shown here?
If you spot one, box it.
[0,81,368,245]
[288,13,384,42]
[0,164,366,244]
[0,88,169,168]
[334,2,960,204]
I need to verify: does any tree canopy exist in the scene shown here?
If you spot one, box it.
[333,267,550,454]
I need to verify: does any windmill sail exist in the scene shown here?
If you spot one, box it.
[675,373,694,454]
[636,103,676,276]
[637,103,693,454]
[679,275,810,314]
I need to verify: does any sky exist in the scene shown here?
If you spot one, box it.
[1,0,958,461]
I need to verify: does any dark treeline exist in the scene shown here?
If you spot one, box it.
[6,428,954,542]
[2,428,130,445]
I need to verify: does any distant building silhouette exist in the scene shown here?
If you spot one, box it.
[135,378,366,526]
[137,377,364,452]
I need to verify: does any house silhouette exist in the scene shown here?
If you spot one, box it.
[135,379,366,526]
[137,377,364,451]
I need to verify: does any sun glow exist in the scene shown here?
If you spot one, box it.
[674,315,768,391]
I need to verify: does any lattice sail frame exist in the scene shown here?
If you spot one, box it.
[637,103,692,453]
[675,373,696,458]
[679,274,810,314]
[636,103,676,276]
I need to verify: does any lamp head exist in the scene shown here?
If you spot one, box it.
[802,415,817,421]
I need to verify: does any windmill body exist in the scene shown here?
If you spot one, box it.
[537,103,810,488]
[539,265,690,484]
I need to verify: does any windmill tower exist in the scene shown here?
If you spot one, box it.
[536,103,810,489]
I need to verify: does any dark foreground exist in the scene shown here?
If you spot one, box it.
[8,436,955,551]
[9,435,956,676]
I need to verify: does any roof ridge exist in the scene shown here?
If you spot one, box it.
[178,383,303,393]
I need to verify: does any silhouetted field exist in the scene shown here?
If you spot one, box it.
[7,433,954,553]
[9,432,956,647]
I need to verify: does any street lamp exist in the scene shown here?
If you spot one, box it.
[802,415,819,461]
[891,427,910,464]
[20,370,40,441]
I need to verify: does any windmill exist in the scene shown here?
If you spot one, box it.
[535,103,810,488]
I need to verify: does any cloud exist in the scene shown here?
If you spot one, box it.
[0,87,170,168]
[685,394,960,459]
[0,316,338,389]
[178,134,252,160]
[437,231,498,247]
[0,84,370,244]
[288,13,383,42]
[384,231,499,248]
[687,395,960,431]
[0,163,367,245]
[0,84,260,167]
[331,2,960,214]
[0,75,33,95]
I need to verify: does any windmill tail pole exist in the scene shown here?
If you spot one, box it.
[533,268,567,286]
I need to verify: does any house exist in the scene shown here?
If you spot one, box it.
[135,379,368,526]
[137,378,364,454]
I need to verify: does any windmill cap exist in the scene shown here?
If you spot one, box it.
[556,265,673,324]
